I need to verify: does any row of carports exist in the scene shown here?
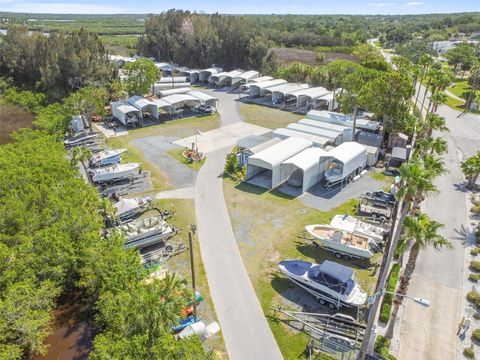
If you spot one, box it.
[110,90,218,127]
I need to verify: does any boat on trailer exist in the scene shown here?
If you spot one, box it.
[279,259,367,309]
[329,214,386,243]
[119,215,175,249]
[64,132,98,146]
[305,224,375,259]
[114,197,152,220]
[90,148,127,166]
[90,163,140,183]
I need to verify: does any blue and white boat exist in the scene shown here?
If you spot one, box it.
[278,260,367,308]
[90,148,127,166]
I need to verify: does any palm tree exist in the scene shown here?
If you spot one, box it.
[422,154,447,177]
[429,92,448,114]
[419,113,449,140]
[413,55,433,111]
[70,146,92,183]
[416,137,448,156]
[462,152,480,189]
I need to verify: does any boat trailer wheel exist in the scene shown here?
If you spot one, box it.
[335,252,342,259]
[165,245,173,252]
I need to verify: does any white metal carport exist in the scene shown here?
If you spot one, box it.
[249,79,287,98]
[306,110,381,132]
[246,137,312,189]
[127,96,159,121]
[298,118,355,142]
[183,70,200,83]
[154,82,191,93]
[231,70,259,86]
[284,87,331,111]
[161,94,201,114]
[199,67,223,82]
[271,84,309,105]
[111,102,143,127]
[209,69,244,87]
[157,87,192,98]
[240,76,274,92]
[286,123,343,145]
[187,91,218,107]
[272,128,333,148]
[281,147,329,192]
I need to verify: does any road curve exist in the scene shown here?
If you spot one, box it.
[194,89,283,360]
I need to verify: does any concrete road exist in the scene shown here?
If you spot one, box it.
[193,89,283,359]
[396,86,479,359]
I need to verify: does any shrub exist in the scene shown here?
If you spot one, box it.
[471,261,480,272]
[374,336,397,360]
[475,312,480,320]
[467,291,480,307]
[464,347,475,359]
[472,248,480,256]
[469,273,480,282]
[379,264,401,323]
[473,329,480,342]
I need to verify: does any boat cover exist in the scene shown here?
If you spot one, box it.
[115,198,140,215]
[100,155,121,166]
[315,260,353,283]
[279,260,312,276]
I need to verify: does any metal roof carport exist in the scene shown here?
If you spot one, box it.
[160,94,201,114]
[209,69,244,87]
[231,70,259,86]
[157,76,188,83]
[111,102,143,127]
[240,76,274,92]
[249,79,287,98]
[298,118,355,142]
[272,128,333,148]
[199,67,223,82]
[154,82,191,93]
[187,91,218,107]
[286,123,343,145]
[127,96,159,121]
[281,147,329,192]
[183,70,200,83]
[284,87,331,111]
[271,84,309,105]
[157,87,192,98]
[246,137,312,189]
[306,110,381,132]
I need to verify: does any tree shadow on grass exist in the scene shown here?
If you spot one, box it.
[234,181,269,195]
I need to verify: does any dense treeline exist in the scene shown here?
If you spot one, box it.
[0,88,212,358]
[0,26,112,99]
[137,10,276,71]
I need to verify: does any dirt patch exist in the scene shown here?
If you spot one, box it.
[0,103,35,144]
[271,47,358,66]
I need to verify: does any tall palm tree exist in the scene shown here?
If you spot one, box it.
[414,55,433,111]
[462,152,480,189]
[422,154,447,177]
[429,92,448,114]
[416,137,448,156]
[419,113,449,140]
[70,146,92,183]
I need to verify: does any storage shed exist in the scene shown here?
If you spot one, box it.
[272,128,333,148]
[389,147,407,168]
[286,123,343,145]
[249,79,287,98]
[111,102,142,127]
[280,147,329,192]
[231,70,259,86]
[127,96,159,121]
[364,145,380,167]
[246,137,312,189]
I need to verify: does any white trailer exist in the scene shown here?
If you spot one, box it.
[323,142,367,188]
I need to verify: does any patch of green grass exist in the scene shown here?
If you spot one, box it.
[223,178,381,359]
[444,94,465,111]
[238,103,303,130]
[166,148,206,171]
[448,79,470,98]
[379,264,401,323]
[145,199,227,358]
[100,35,138,48]
[370,170,394,184]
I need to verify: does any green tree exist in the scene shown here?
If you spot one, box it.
[445,44,476,77]
[123,58,159,96]
[462,152,480,189]
[64,86,107,131]
[70,146,92,182]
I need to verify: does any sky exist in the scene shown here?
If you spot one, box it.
[0,0,478,15]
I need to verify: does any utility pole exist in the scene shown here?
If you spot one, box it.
[170,60,175,89]
[352,106,358,142]
[189,224,197,319]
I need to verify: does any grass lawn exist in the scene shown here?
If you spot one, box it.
[166,148,206,171]
[238,103,303,130]
[105,114,220,192]
[223,179,381,359]
[444,95,465,112]
[146,199,227,358]
[448,79,470,99]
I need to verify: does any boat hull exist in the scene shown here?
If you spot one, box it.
[124,227,175,249]
[91,164,139,183]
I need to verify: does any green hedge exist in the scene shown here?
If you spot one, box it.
[469,273,480,282]
[467,291,480,308]
[374,336,397,360]
[473,329,480,342]
[379,264,401,323]
[472,261,480,272]
[464,347,475,358]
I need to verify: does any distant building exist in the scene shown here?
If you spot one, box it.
[432,40,479,53]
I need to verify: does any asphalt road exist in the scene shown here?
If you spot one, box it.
[194,89,283,360]
[397,86,479,359]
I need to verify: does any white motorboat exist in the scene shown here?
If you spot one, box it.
[330,214,386,243]
[305,224,374,259]
[64,132,98,146]
[119,215,175,249]
[91,148,127,166]
[90,163,140,183]
[279,259,367,308]
[114,196,152,220]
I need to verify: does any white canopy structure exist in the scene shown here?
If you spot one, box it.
[271,84,310,105]
[306,110,381,132]
[272,128,333,148]
[160,94,201,114]
[281,147,329,192]
[127,96,159,121]
[187,91,218,107]
[249,79,287,98]
[157,87,192,98]
[246,137,312,189]
[257,82,298,99]
[286,123,343,145]
[199,68,223,82]
[284,87,331,110]
[157,76,188,84]
[240,76,274,91]
[111,102,142,127]
[182,70,200,83]
[208,69,244,87]
[298,118,355,142]
[154,82,191,93]
[231,70,259,86]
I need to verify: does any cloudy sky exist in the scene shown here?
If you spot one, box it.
[0,0,478,14]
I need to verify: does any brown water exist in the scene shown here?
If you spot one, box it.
[34,293,94,360]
